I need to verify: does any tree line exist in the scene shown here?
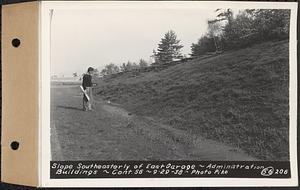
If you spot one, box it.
[99,59,149,76]
[191,9,290,57]
[97,9,290,76]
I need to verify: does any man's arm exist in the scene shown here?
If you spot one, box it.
[82,75,87,89]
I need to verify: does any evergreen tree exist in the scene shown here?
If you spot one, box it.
[154,30,183,64]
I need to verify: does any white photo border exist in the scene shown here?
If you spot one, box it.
[39,1,298,187]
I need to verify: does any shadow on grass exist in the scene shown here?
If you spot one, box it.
[57,105,83,111]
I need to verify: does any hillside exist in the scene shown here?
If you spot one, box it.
[94,40,289,160]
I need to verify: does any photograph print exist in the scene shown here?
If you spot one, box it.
[48,2,296,172]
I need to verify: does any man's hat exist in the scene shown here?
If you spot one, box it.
[87,67,94,72]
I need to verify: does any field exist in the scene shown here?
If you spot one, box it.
[95,40,289,161]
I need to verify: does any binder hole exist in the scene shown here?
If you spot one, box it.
[10,141,19,150]
[12,38,21,48]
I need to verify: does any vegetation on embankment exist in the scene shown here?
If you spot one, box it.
[95,40,289,161]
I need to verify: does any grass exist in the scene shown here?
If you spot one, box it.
[94,40,289,160]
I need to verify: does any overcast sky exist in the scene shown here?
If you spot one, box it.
[51,7,240,77]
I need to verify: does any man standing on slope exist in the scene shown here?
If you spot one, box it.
[82,67,94,111]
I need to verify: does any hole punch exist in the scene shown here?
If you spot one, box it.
[10,141,19,150]
[11,38,21,48]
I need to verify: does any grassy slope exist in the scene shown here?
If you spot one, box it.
[95,40,289,160]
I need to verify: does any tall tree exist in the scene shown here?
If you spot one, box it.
[153,30,184,64]
[207,20,222,52]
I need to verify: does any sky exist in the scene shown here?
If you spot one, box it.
[51,6,240,77]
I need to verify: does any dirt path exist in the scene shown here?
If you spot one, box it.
[51,85,257,161]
